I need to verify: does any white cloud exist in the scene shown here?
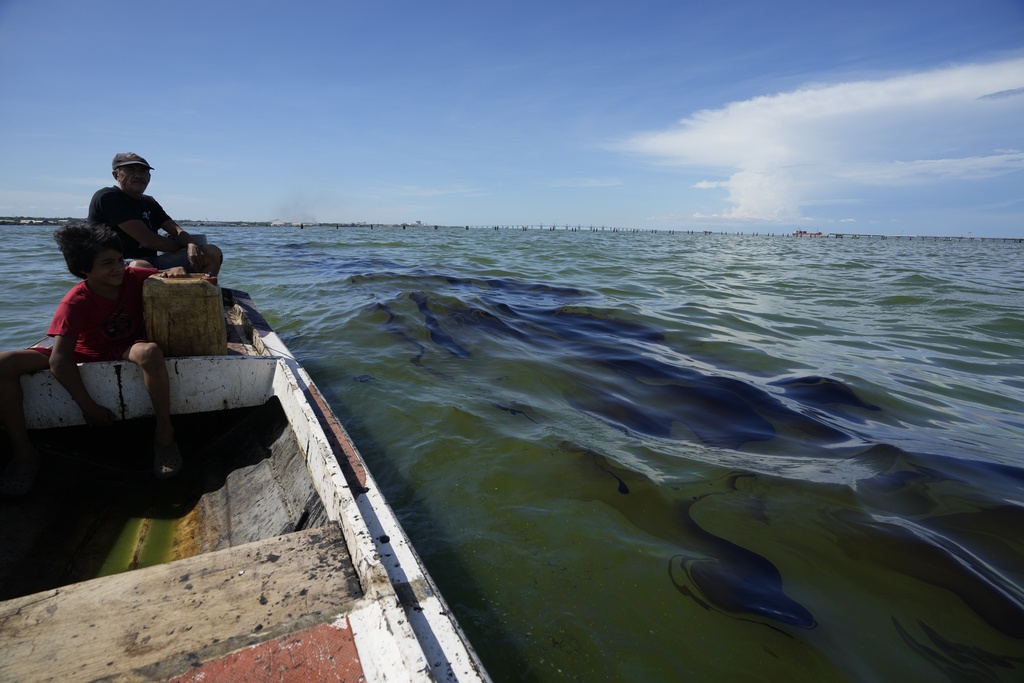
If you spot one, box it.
[619,57,1024,223]
[979,87,1024,100]
[835,151,1024,184]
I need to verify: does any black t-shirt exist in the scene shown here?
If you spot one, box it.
[87,187,172,258]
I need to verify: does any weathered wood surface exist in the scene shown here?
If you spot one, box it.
[0,524,363,682]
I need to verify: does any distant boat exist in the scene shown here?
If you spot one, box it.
[793,230,825,237]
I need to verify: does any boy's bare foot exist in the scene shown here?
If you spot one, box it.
[0,454,40,496]
[153,439,182,479]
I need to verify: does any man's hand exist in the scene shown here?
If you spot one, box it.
[187,243,205,271]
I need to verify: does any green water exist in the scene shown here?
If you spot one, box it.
[97,516,175,576]
[2,224,1023,681]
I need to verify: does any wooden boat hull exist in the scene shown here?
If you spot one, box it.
[0,289,489,682]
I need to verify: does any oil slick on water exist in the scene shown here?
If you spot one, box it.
[343,264,1024,681]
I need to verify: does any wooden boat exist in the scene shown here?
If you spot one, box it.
[0,285,489,682]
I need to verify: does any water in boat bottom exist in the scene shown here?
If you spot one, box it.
[0,406,287,599]
[1,224,1023,682]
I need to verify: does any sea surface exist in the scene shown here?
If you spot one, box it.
[3,224,1024,682]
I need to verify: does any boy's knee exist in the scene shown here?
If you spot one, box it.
[133,342,165,366]
[0,350,47,378]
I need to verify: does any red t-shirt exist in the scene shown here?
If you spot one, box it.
[46,266,157,362]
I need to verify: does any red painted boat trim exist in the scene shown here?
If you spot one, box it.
[168,619,365,683]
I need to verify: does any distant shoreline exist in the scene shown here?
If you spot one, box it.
[1,218,1020,242]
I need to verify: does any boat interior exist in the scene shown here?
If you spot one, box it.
[0,397,338,602]
[0,287,486,682]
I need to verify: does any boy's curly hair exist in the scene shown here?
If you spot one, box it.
[53,221,124,279]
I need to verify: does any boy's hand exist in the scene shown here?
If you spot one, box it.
[82,403,117,427]
[158,266,189,278]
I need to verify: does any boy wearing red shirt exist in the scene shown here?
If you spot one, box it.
[0,223,186,495]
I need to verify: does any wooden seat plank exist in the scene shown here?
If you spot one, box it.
[0,524,363,682]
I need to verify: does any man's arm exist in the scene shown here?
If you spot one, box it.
[118,219,183,252]
[158,219,208,270]
[49,336,117,426]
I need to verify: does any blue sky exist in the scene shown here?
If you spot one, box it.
[1,1,1022,236]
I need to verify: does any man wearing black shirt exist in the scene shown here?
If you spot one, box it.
[88,153,223,275]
